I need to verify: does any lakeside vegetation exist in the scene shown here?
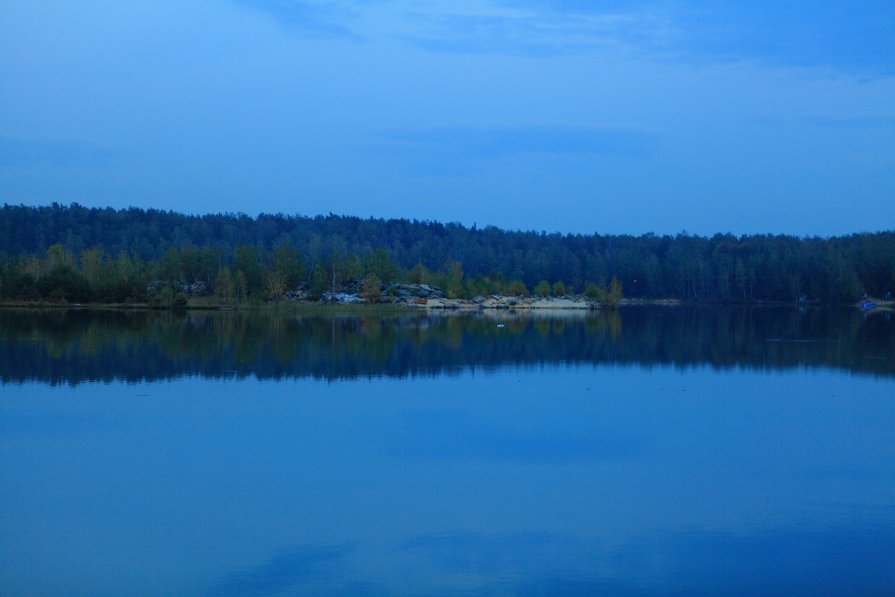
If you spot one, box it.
[1,203,893,306]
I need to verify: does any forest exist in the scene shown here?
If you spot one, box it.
[1,203,893,305]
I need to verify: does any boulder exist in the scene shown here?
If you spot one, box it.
[387,284,444,299]
[320,292,365,305]
[284,288,309,301]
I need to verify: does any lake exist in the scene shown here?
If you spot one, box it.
[1,306,894,595]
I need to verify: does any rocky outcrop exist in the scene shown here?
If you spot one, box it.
[320,292,366,305]
[268,281,600,309]
[186,281,208,296]
[146,280,209,296]
[396,294,595,310]
[387,284,443,299]
[284,288,309,301]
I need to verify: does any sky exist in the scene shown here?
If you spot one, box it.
[0,0,893,236]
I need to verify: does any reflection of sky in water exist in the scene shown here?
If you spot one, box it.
[2,365,894,595]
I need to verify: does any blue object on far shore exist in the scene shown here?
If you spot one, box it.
[862,301,877,310]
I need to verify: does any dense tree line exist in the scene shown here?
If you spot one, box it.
[1,203,893,304]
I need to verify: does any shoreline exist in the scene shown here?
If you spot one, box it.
[0,296,883,312]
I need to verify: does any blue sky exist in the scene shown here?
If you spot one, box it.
[0,0,893,235]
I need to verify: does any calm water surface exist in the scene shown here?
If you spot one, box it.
[1,307,894,595]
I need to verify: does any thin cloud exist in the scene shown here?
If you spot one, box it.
[667,0,895,73]
[227,1,895,73]
[395,1,894,73]
[400,5,670,58]
[227,0,359,39]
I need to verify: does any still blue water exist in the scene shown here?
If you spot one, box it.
[2,308,894,595]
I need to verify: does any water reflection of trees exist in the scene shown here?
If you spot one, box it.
[0,307,892,385]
